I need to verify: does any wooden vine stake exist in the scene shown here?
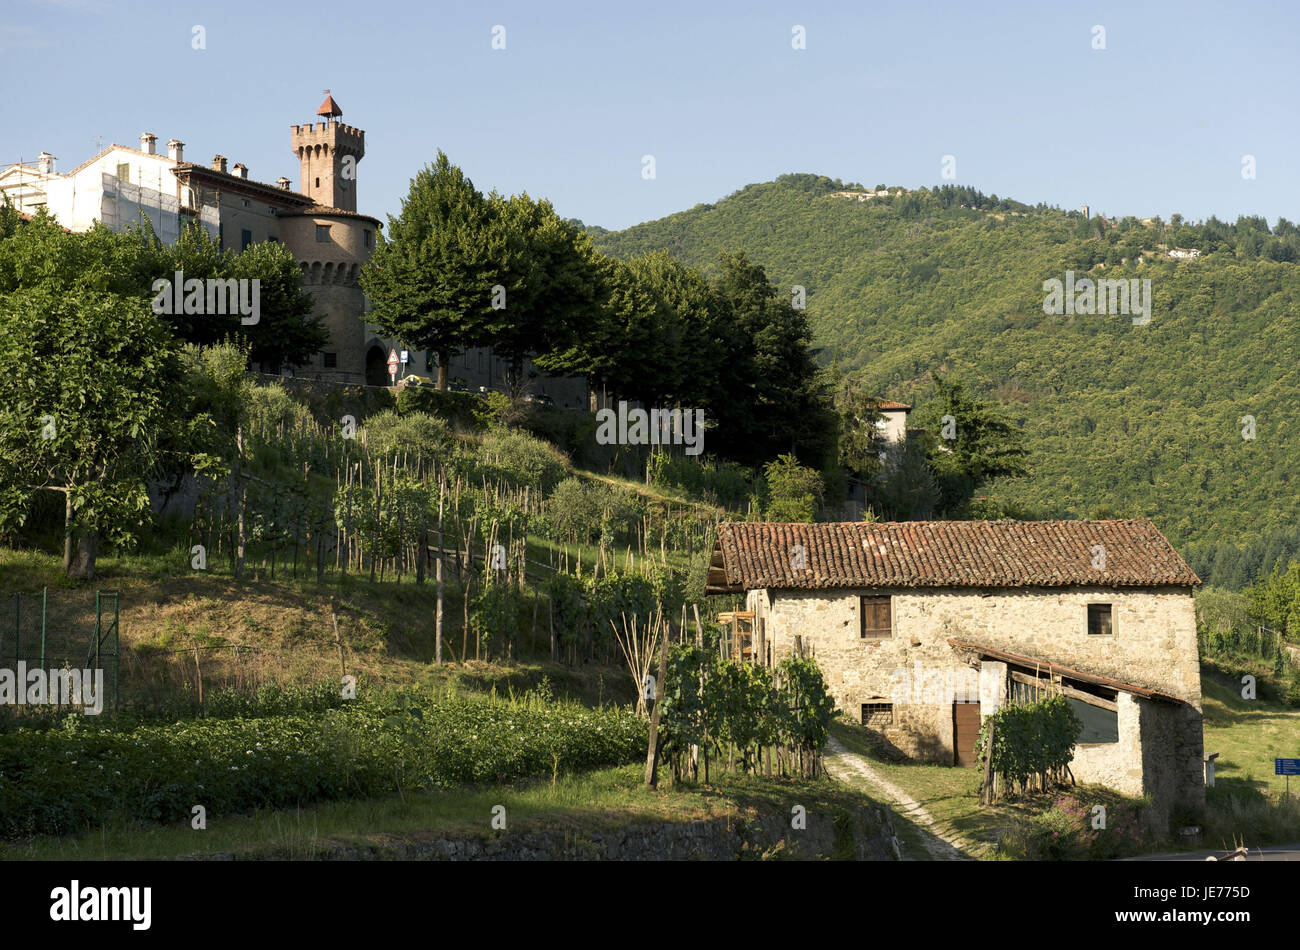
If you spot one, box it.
[434,475,445,666]
[644,620,672,788]
[981,718,996,805]
[614,610,661,719]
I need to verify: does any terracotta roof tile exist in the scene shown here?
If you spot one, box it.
[709,519,1199,592]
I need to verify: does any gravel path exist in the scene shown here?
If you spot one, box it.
[823,736,976,861]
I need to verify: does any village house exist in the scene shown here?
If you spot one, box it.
[705,518,1205,830]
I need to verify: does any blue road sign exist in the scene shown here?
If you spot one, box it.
[1275,758,1300,776]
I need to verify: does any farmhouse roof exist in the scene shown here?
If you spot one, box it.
[871,399,912,411]
[706,518,1200,594]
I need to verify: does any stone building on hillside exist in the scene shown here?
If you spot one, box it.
[705,518,1205,830]
[0,94,380,382]
[2,95,590,402]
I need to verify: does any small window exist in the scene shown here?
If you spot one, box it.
[860,596,892,639]
[862,703,893,729]
[1087,603,1113,637]
[363,229,372,248]
[323,352,337,368]
[241,199,249,208]
[316,224,331,242]
[240,229,252,251]
[116,162,130,181]
[315,177,320,188]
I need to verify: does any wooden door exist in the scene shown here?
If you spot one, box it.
[953,702,982,768]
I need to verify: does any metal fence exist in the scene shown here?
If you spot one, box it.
[0,588,119,713]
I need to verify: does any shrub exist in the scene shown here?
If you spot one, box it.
[977,695,1081,796]
[763,453,822,522]
[362,409,453,464]
[395,385,480,430]
[997,790,1145,860]
[476,430,568,490]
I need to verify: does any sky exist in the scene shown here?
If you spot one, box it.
[2,0,1298,232]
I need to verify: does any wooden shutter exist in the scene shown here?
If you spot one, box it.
[861,596,892,638]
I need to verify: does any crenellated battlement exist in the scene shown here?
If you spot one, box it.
[290,121,365,156]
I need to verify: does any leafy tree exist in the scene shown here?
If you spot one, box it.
[710,252,836,467]
[763,453,822,522]
[228,239,325,370]
[831,372,887,479]
[1245,561,1300,638]
[623,250,739,416]
[486,192,601,386]
[0,287,180,578]
[912,376,1029,515]
[360,152,501,389]
[535,253,681,407]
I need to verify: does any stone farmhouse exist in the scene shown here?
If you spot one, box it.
[705,518,1205,829]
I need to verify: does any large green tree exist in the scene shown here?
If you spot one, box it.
[0,286,181,578]
[912,376,1029,516]
[536,253,682,407]
[360,152,502,389]
[486,192,600,387]
[710,252,836,467]
[0,213,323,370]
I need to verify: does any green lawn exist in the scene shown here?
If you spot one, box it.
[1201,671,1300,798]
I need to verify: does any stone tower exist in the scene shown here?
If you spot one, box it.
[281,94,380,384]
[290,92,364,212]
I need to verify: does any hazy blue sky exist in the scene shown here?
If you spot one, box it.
[3,0,1297,231]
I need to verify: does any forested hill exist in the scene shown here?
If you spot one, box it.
[590,174,1300,581]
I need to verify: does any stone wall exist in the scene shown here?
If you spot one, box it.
[750,585,1201,717]
[189,805,901,861]
[1071,691,1143,795]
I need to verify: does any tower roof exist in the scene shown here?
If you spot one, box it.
[316,93,343,118]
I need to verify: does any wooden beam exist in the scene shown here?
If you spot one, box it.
[1008,670,1117,711]
[1057,682,1118,712]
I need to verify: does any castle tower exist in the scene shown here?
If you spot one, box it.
[290,92,364,212]
[280,94,381,384]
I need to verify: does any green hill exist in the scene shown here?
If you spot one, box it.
[591,175,1300,584]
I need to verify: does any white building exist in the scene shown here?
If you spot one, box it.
[0,136,219,242]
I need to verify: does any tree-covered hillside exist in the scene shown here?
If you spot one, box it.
[591,174,1300,581]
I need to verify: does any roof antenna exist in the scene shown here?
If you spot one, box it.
[91,135,103,152]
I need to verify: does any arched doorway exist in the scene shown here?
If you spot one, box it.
[365,345,389,387]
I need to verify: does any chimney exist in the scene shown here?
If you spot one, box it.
[167,139,184,162]
[212,155,227,173]
[275,176,291,190]
[232,162,248,179]
[37,152,56,175]
[139,132,157,155]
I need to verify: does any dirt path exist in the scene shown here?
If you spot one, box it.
[823,736,976,861]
